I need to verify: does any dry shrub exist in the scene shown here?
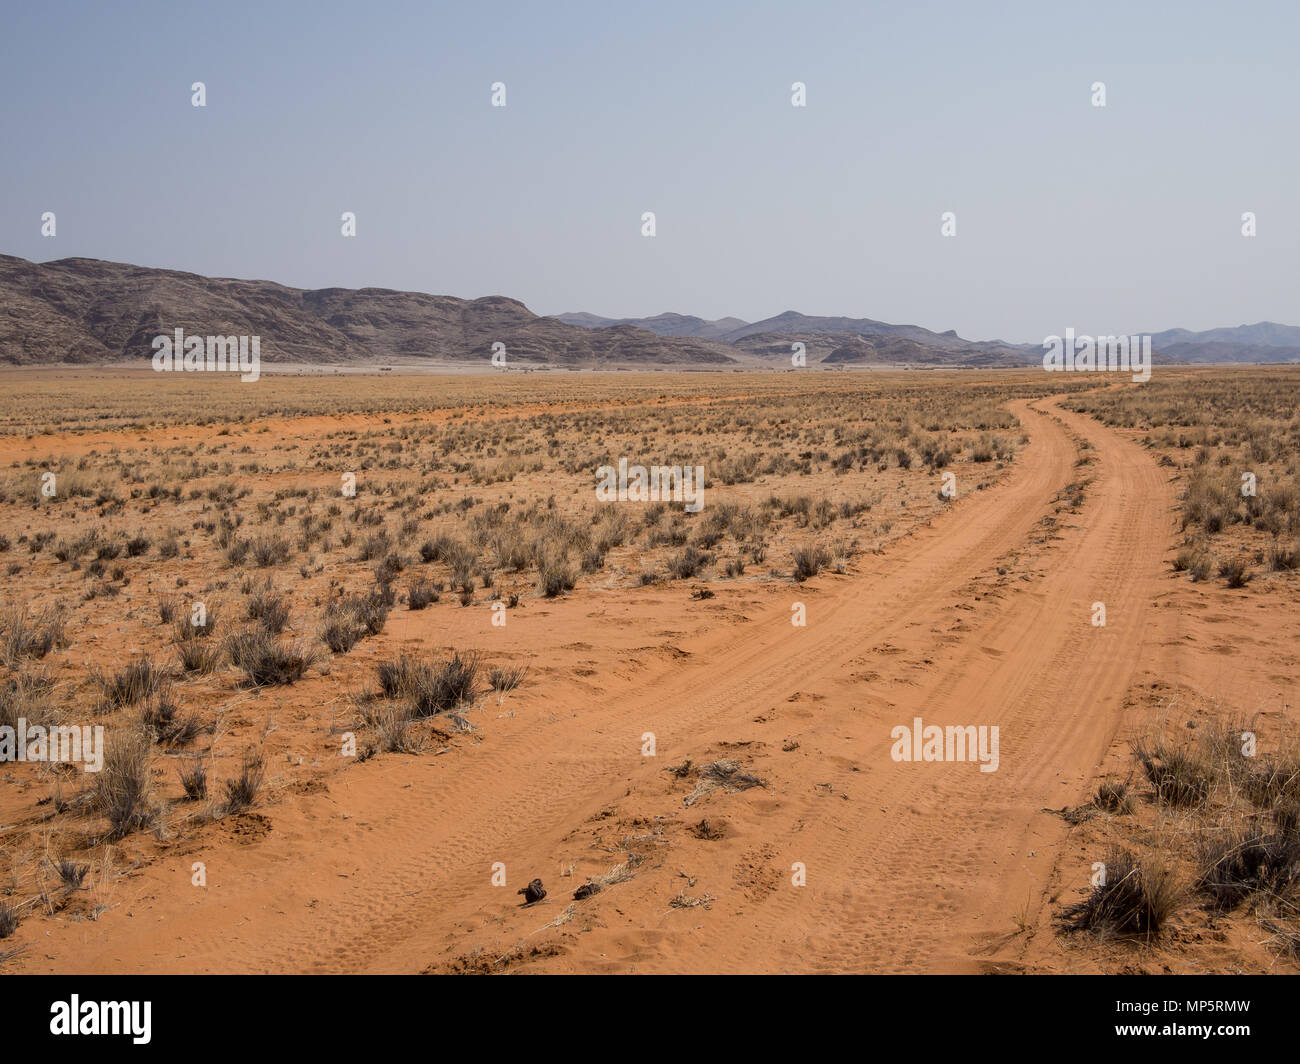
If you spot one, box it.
[177,638,222,674]
[251,535,291,568]
[321,591,390,652]
[0,900,18,940]
[679,759,767,807]
[1094,779,1134,815]
[407,579,439,610]
[226,628,319,685]
[375,651,481,718]
[95,726,156,838]
[1,604,68,664]
[97,656,166,711]
[537,556,575,597]
[1197,814,1300,913]
[173,610,218,643]
[246,589,291,633]
[361,702,420,754]
[0,668,55,731]
[223,748,265,812]
[792,542,831,582]
[667,547,710,580]
[488,664,527,693]
[1133,739,1214,808]
[178,755,208,800]
[1059,848,1182,939]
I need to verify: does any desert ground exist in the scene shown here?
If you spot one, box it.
[0,365,1297,974]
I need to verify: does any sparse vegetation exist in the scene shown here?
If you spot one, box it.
[6,364,1289,973]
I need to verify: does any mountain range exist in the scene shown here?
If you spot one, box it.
[2,254,1297,369]
[557,309,1033,366]
[561,310,1300,365]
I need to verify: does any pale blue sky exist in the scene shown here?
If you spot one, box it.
[1,0,1295,342]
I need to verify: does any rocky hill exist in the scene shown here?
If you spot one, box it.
[0,255,737,367]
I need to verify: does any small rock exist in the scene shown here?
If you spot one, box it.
[517,878,546,904]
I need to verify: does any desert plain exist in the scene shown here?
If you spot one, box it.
[0,365,1298,974]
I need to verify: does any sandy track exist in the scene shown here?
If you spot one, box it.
[32,391,1175,974]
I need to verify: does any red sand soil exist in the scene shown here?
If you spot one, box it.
[3,390,1296,974]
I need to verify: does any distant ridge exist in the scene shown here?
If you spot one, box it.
[556,311,748,342]
[1148,322,1300,349]
[564,306,1300,366]
[3,253,1295,368]
[0,255,737,368]
[559,308,1035,367]
[1144,323,1300,363]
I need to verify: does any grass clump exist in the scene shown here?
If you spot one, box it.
[226,628,319,685]
[95,727,156,838]
[1133,739,1214,808]
[97,656,166,711]
[374,650,481,718]
[792,542,831,582]
[1059,848,1181,939]
[488,664,527,693]
[223,748,265,813]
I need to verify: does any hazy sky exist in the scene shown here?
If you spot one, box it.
[1,0,1295,343]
